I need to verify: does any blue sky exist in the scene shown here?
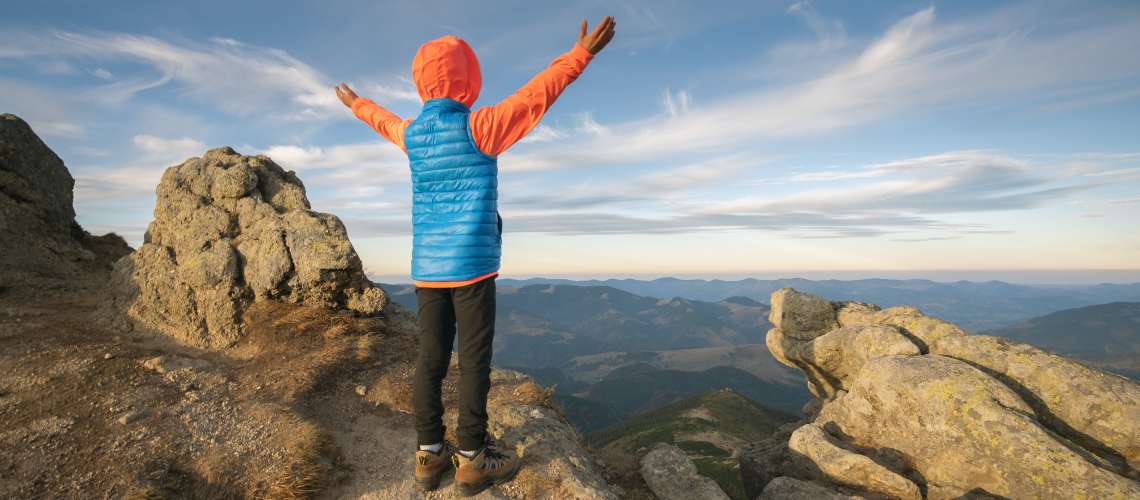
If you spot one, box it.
[2,0,1138,283]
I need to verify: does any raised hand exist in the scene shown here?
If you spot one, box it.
[334,83,359,108]
[579,16,616,55]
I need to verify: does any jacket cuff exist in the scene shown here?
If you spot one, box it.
[571,43,596,66]
[350,97,374,117]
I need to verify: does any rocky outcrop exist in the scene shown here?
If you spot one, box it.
[637,442,729,500]
[94,147,388,348]
[744,287,1140,499]
[0,114,95,285]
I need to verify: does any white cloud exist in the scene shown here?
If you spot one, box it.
[500,6,1140,172]
[702,151,1115,215]
[258,141,406,172]
[1071,198,1140,206]
[133,135,206,160]
[518,125,568,144]
[1,30,417,121]
[575,112,610,136]
[1085,168,1140,177]
[87,67,113,80]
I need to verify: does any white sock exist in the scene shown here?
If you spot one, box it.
[419,442,442,453]
[459,449,477,458]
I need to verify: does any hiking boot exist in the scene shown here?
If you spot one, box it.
[452,443,522,497]
[414,441,455,493]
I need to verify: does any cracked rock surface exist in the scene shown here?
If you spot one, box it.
[93,147,388,348]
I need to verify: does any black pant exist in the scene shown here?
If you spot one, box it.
[413,277,496,451]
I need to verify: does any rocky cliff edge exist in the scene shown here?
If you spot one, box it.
[740,287,1140,500]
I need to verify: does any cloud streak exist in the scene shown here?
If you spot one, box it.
[1,31,417,121]
[501,5,1140,172]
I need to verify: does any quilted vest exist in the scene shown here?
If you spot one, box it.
[405,98,502,282]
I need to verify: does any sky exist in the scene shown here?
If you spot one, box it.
[2,0,1138,284]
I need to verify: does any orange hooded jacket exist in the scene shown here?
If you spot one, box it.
[351,36,595,288]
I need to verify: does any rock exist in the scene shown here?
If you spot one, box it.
[103,353,113,360]
[355,385,367,396]
[833,302,966,352]
[118,411,144,425]
[142,356,210,374]
[931,334,1140,473]
[739,438,815,500]
[93,147,390,348]
[487,404,618,500]
[769,288,838,340]
[819,355,1140,499]
[0,114,95,283]
[636,442,729,500]
[767,323,920,398]
[787,424,921,500]
[758,477,860,500]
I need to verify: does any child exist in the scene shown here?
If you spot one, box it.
[335,16,616,496]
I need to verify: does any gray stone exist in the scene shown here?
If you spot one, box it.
[931,334,1140,474]
[787,424,920,500]
[93,147,390,348]
[769,288,838,340]
[487,404,619,500]
[0,114,95,284]
[767,323,920,398]
[758,477,860,500]
[820,355,1140,500]
[636,442,729,500]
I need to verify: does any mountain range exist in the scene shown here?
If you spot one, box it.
[495,277,1140,331]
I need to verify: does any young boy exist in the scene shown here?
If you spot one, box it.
[335,16,616,496]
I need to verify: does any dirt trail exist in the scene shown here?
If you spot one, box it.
[0,276,596,499]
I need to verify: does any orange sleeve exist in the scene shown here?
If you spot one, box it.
[351,98,414,152]
[469,43,595,156]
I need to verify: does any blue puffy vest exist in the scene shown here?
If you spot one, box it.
[405,98,502,282]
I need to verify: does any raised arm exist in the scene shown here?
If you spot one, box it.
[336,83,414,152]
[470,16,616,156]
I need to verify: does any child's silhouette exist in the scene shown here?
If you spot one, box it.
[336,16,615,496]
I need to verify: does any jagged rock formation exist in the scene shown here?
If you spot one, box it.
[637,442,729,500]
[743,288,1140,499]
[94,147,389,348]
[0,114,96,285]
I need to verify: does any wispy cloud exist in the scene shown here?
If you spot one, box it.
[502,6,1140,172]
[705,151,1117,215]
[1071,198,1140,206]
[1,30,415,120]
[1085,168,1140,177]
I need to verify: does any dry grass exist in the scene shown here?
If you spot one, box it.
[264,417,337,500]
[510,463,565,499]
[124,486,167,500]
[591,449,657,500]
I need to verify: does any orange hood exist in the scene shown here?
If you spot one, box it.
[412,36,481,107]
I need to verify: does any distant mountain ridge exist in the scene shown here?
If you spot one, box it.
[496,277,1140,329]
[991,301,1140,355]
[379,282,774,368]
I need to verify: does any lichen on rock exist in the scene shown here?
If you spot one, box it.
[94,147,389,348]
[747,288,1140,500]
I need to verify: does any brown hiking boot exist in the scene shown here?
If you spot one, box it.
[452,442,522,497]
[414,441,455,493]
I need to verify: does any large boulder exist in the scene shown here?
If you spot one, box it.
[769,288,838,340]
[745,288,1140,499]
[787,423,921,500]
[94,147,388,348]
[931,334,1140,476]
[488,404,619,500]
[637,442,730,500]
[820,355,1140,499]
[0,114,95,284]
[767,323,920,398]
